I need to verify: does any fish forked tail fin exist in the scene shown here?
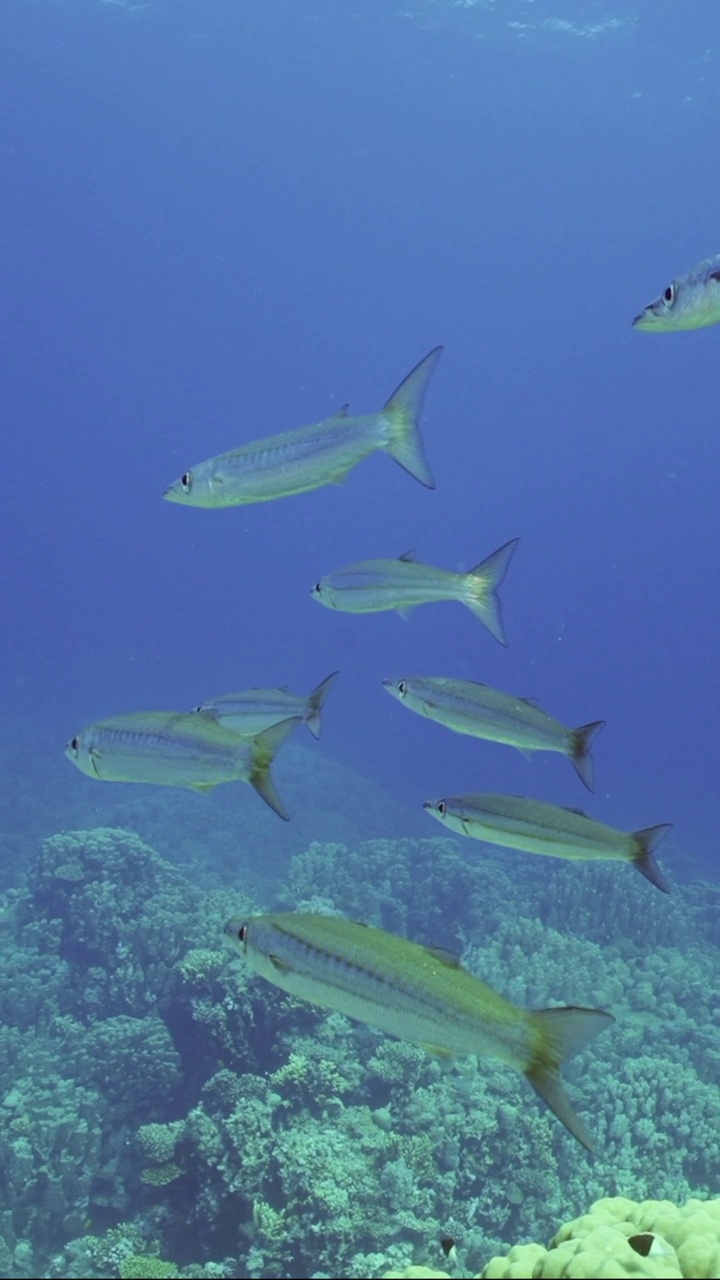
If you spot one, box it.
[304,671,339,739]
[632,823,672,893]
[382,346,443,488]
[526,1005,615,1154]
[247,716,301,820]
[463,538,520,645]
[569,720,605,791]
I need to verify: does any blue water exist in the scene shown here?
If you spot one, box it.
[1,2,719,1277]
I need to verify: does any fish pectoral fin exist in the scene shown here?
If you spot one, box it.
[423,944,461,968]
[89,748,103,778]
[268,952,291,973]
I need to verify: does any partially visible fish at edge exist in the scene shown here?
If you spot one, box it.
[633,251,720,331]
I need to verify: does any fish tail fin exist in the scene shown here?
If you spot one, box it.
[247,716,300,820]
[305,671,339,739]
[382,346,442,488]
[526,1005,615,1153]
[632,824,672,892]
[463,538,520,645]
[568,720,605,791]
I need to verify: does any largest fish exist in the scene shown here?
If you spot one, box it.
[163,347,442,507]
[225,911,614,1153]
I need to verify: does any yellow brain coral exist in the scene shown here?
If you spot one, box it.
[479,1195,720,1280]
[380,1195,720,1280]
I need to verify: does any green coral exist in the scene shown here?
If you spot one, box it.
[119,1255,179,1279]
[140,1161,183,1186]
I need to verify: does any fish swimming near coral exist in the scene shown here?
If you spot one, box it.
[311,540,519,645]
[195,671,339,741]
[423,792,671,891]
[383,676,603,791]
[65,710,300,819]
[632,251,720,331]
[225,910,614,1152]
[163,347,442,507]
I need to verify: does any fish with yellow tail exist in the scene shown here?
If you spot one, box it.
[383,675,603,791]
[225,911,614,1153]
[311,539,519,645]
[423,792,671,892]
[65,710,300,819]
[163,347,442,507]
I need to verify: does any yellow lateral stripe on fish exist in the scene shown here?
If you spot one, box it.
[423,792,671,892]
[225,911,614,1153]
[163,348,442,507]
[311,539,519,645]
[382,675,603,791]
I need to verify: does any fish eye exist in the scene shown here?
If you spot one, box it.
[181,472,192,493]
[238,924,246,943]
[398,681,407,697]
[70,736,79,752]
[313,582,322,594]
[663,284,675,306]
[438,801,446,816]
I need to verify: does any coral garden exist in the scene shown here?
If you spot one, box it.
[0,755,718,1278]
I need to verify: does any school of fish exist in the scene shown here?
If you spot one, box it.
[65,245,709,1156]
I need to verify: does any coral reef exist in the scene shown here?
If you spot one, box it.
[0,825,717,1278]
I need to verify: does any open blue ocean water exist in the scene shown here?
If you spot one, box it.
[1,2,719,1278]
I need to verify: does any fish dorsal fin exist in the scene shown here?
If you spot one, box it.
[520,696,541,707]
[399,549,416,562]
[562,806,587,816]
[329,403,350,419]
[423,944,461,968]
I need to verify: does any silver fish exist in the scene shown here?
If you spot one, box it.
[195,671,338,741]
[65,710,300,819]
[163,348,442,506]
[225,910,614,1153]
[383,676,603,791]
[633,251,720,331]
[424,792,671,892]
[311,540,519,645]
